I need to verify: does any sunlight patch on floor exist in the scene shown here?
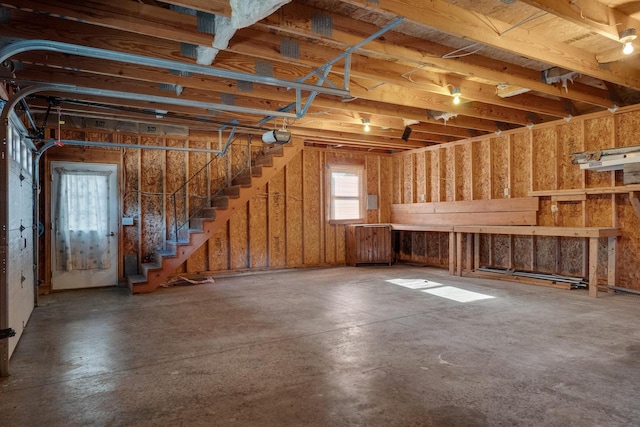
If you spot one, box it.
[422,286,496,303]
[385,278,444,289]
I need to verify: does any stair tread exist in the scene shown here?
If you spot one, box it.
[140,141,301,293]
[127,275,147,284]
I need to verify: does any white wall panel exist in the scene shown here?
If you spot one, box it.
[6,125,34,358]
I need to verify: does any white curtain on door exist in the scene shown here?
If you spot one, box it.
[55,168,112,271]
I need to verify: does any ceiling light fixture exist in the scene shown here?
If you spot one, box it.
[620,28,637,55]
[451,87,462,105]
[362,118,370,132]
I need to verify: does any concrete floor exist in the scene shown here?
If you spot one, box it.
[1,265,639,426]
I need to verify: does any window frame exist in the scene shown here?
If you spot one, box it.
[326,161,366,224]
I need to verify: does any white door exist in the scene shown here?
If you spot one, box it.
[51,161,118,290]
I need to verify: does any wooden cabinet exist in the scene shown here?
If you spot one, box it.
[345,224,393,266]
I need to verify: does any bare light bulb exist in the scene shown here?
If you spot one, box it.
[452,95,461,105]
[623,41,634,55]
[364,123,370,132]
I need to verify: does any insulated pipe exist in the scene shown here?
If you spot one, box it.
[0,40,349,98]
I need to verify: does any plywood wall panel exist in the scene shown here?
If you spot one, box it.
[479,235,491,266]
[538,199,555,226]
[556,122,583,190]
[616,111,640,147]
[366,156,380,223]
[140,136,165,260]
[229,202,249,270]
[335,224,346,264]
[617,195,640,289]
[379,156,393,222]
[303,150,321,265]
[586,196,612,227]
[286,152,304,266]
[457,144,472,201]
[165,139,188,244]
[558,238,584,276]
[393,156,403,204]
[268,169,286,268]
[511,133,531,198]
[415,152,426,203]
[513,236,533,270]
[491,235,510,268]
[412,232,427,263]
[187,245,208,273]
[491,136,509,199]
[60,129,85,141]
[535,236,556,273]
[403,154,414,203]
[444,147,455,202]
[249,185,268,269]
[531,128,556,191]
[426,233,440,265]
[208,225,230,272]
[472,140,491,200]
[430,151,440,202]
[122,136,139,259]
[584,117,614,188]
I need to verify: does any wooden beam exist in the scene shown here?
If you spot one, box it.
[339,0,640,90]
[0,10,503,134]
[519,0,636,42]
[159,0,232,16]
[0,0,214,46]
[261,2,617,108]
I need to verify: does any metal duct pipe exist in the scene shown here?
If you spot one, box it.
[0,40,349,98]
[12,81,298,119]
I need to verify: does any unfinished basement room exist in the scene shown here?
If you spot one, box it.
[2,0,640,425]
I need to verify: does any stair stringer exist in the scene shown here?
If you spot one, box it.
[130,139,303,294]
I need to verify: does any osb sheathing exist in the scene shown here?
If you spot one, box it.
[532,127,556,191]
[556,121,583,190]
[457,144,472,201]
[585,117,613,188]
[511,133,531,198]
[268,169,286,268]
[393,107,640,290]
[444,147,455,202]
[491,136,509,199]
[122,135,139,259]
[403,154,414,203]
[286,152,304,267]
[414,152,426,203]
[140,136,165,261]
[303,150,322,265]
[472,140,491,200]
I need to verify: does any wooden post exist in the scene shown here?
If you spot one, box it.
[456,231,463,276]
[466,233,472,273]
[474,233,480,271]
[588,236,599,298]
[608,236,617,289]
[448,231,455,275]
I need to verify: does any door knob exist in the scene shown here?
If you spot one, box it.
[108,232,115,236]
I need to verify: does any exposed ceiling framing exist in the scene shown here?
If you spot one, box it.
[2,0,640,152]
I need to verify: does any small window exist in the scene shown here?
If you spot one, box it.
[327,163,365,223]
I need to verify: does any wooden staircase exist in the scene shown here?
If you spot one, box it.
[127,139,302,294]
